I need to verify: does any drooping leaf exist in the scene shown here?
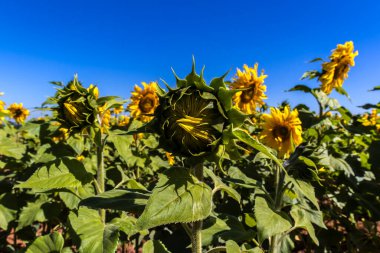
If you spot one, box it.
[287,84,312,93]
[69,207,119,253]
[17,158,92,189]
[80,188,149,214]
[136,167,212,230]
[26,232,65,253]
[254,197,291,242]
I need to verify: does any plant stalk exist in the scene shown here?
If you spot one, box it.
[269,165,285,253]
[96,142,106,223]
[192,162,204,253]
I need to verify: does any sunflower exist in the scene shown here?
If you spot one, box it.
[8,103,30,124]
[230,63,267,114]
[361,109,378,127]
[128,82,159,122]
[260,106,302,158]
[319,41,358,94]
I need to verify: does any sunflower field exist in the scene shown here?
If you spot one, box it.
[0,41,379,253]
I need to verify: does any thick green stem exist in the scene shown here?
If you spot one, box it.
[269,165,285,253]
[96,143,106,223]
[192,163,204,253]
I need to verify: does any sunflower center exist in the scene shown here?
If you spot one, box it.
[240,87,255,103]
[273,126,290,140]
[14,109,24,118]
[139,94,156,113]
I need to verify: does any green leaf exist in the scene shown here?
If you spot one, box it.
[0,204,15,230]
[26,232,64,253]
[0,137,25,159]
[17,196,48,231]
[290,205,319,245]
[218,87,239,111]
[289,178,319,210]
[17,158,92,189]
[227,108,248,128]
[110,214,141,237]
[202,214,255,246]
[204,168,240,202]
[233,129,285,171]
[142,240,172,253]
[227,166,258,189]
[69,207,119,253]
[287,84,312,93]
[254,197,291,242]
[80,188,149,214]
[369,85,380,91]
[328,156,354,176]
[298,156,317,170]
[136,167,212,230]
[226,240,241,253]
[335,86,350,99]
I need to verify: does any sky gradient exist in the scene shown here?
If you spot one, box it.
[1,0,380,116]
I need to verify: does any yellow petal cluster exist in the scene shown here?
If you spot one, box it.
[260,106,302,158]
[0,100,9,124]
[113,105,124,115]
[361,109,378,127]
[8,103,30,124]
[128,82,159,122]
[52,127,69,143]
[98,104,111,133]
[118,115,130,127]
[165,152,175,166]
[319,41,358,94]
[230,64,267,114]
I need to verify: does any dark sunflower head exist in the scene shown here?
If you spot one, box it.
[144,59,250,160]
[54,75,98,134]
[156,86,226,156]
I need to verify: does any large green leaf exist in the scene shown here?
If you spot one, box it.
[80,188,149,214]
[17,196,48,231]
[254,197,291,242]
[0,137,25,159]
[290,205,318,245]
[289,178,319,210]
[204,168,241,202]
[233,129,285,171]
[26,232,65,253]
[142,240,171,253]
[136,167,212,230]
[17,158,92,189]
[69,207,119,253]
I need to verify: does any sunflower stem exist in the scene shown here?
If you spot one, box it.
[191,162,204,253]
[269,164,285,253]
[96,140,106,224]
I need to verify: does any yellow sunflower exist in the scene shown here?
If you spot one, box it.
[128,82,159,122]
[230,63,267,114]
[319,41,358,94]
[8,103,30,124]
[361,109,378,126]
[260,106,302,158]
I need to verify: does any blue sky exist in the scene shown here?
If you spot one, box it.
[1,0,380,116]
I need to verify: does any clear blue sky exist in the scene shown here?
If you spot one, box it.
[1,0,380,116]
